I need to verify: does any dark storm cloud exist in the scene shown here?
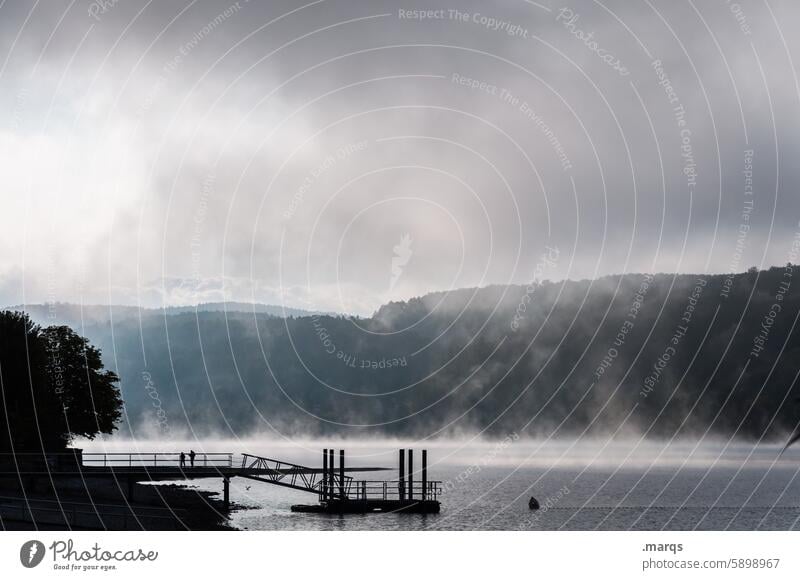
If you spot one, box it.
[1,0,799,314]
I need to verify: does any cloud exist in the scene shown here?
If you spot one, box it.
[1,0,800,314]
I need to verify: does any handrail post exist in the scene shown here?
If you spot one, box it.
[398,449,405,501]
[322,449,328,501]
[328,449,334,500]
[339,449,345,500]
[408,449,413,501]
[422,450,427,501]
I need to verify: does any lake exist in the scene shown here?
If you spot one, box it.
[80,438,800,530]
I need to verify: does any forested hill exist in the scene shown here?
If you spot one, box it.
[23,266,800,440]
[7,302,325,329]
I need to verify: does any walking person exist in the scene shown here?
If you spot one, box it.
[189,449,196,468]
[180,451,186,468]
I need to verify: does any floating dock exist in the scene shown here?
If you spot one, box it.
[291,449,441,514]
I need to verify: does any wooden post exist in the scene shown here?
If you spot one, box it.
[422,449,428,501]
[223,476,230,511]
[408,449,414,501]
[339,449,345,500]
[322,448,328,500]
[399,449,405,501]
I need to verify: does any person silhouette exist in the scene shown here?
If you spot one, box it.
[189,449,196,468]
[179,452,186,468]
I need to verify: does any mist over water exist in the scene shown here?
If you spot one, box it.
[5,0,800,541]
[80,438,800,530]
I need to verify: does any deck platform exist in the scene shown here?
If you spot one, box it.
[292,448,442,514]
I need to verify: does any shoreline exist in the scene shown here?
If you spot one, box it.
[0,476,238,530]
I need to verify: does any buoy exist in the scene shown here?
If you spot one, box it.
[528,496,540,510]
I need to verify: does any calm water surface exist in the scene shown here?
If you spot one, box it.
[81,439,800,530]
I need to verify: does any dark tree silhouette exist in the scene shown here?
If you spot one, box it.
[0,312,122,451]
[41,325,122,442]
[0,311,61,451]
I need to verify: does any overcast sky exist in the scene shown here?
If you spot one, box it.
[1,0,799,315]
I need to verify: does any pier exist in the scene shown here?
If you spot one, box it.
[1,447,441,520]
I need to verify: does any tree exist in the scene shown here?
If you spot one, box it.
[41,326,122,442]
[0,312,122,451]
[0,311,62,451]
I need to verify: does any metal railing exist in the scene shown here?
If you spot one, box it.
[317,480,441,502]
[239,453,348,492]
[81,452,234,468]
